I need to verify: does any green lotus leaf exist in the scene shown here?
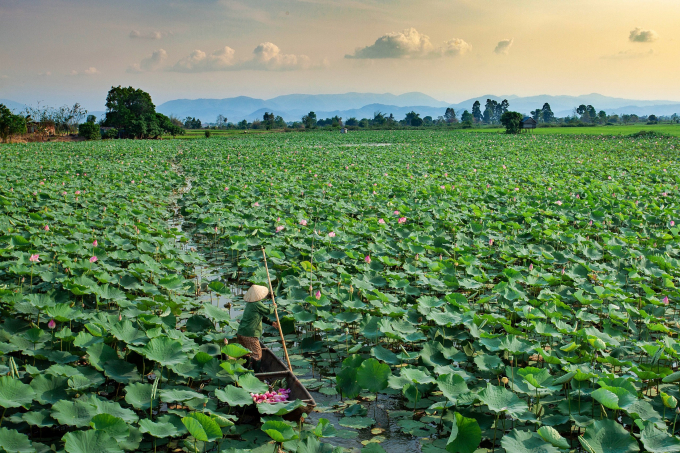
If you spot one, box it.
[437,374,469,402]
[0,376,36,408]
[256,399,306,416]
[537,426,570,450]
[30,374,68,405]
[446,412,481,453]
[0,427,35,453]
[338,416,375,429]
[90,414,130,441]
[102,360,141,384]
[86,343,118,372]
[640,423,680,452]
[356,358,391,393]
[312,418,337,438]
[237,373,268,394]
[138,419,180,438]
[22,409,55,428]
[371,345,400,365]
[261,419,299,443]
[215,385,253,407]
[160,388,206,403]
[222,343,251,359]
[501,429,561,453]
[478,383,528,416]
[124,383,158,410]
[51,399,97,427]
[181,412,222,442]
[141,337,185,366]
[578,419,640,453]
[62,430,124,453]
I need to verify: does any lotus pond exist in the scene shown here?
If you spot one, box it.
[1,131,680,453]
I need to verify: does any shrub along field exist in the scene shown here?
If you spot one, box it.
[0,131,679,453]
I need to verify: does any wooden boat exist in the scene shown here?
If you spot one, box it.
[254,343,316,421]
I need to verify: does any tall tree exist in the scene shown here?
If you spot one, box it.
[472,101,482,123]
[444,108,457,124]
[103,86,182,138]
[404,111,423,127]
[541,103,554,123]
[0,104,27,143]
[302,111,317,129]
[263,112,275,130]
[500,111,523,134]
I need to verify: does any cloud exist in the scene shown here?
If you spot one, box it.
[246,42,312,70]
[629,27,658,43]
[130,30,165,40]
[494,39,513,55]
[70,67,98,76]
[127,49,168,73]
[602,49,656,60]
[38,71,51,77]
[168,43,319,72]
[171,46,236,72]
[345,28,471,59]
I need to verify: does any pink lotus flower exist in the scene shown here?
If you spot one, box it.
[608,176,611,180]
[62,191,67,196]
[529,263,533,271]
[276,226,284,232]
[555,201,562,206]
[378,218,385,224]
[254,202,260,207]
[328,232,336,237]
[444,173,448,177]
[589,220,593,226]
[440,185,445,189]
[48,319,56,329]
[663,296,669,305]
[515,188,519,191]
[315,290,321,300]
[364,255,371,264]
[75,190,81,195]
[90,256,98,263]
[93,240,98,247]
[489,239,494,246]
[561,268,565,275]
[299,219,308,226]
[672,221,676,227]
[43,225,49,231]
[224,187,229,191]
[502,165,506,169]
[662,192,668,197]
[394,211,400,215]
[372,191,377,195]
[29,254,40,262]
[398,217,406,224]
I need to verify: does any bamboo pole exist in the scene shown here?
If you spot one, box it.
[261,247,293,372]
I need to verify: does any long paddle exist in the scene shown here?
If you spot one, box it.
[261,247,293,373]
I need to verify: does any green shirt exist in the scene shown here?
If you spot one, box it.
[236,301,274,338]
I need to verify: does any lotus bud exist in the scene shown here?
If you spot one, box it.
[48,319,56,329]
[349,285,354,295]
[501,377,509,385]
[224,338,229,345]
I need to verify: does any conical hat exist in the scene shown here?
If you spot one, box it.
[243,285,269,302]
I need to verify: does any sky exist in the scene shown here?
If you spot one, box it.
[1,0,678,110]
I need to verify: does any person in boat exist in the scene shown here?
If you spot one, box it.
[236,284,279,372]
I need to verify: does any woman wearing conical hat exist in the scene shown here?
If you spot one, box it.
[236,284,278,372]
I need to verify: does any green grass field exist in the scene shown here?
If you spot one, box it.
[464,123,680,136]
[168,123,680,139]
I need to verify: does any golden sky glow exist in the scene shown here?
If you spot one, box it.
[0,0,678,109]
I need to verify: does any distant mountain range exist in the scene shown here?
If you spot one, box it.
[154,92,680,123]
[4,93,680,123]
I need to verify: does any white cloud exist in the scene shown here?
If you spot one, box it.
[171,46,236,72]
[247,42,312,70]
[130,30,165,40]
[168,43,319,72]
[494,39,513,55]
[629,27,658,43]
[345,28,471,59]
[70,67,98,76]
[127,49,168,73]
[439,38,472,57]
[602,49,656,60]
